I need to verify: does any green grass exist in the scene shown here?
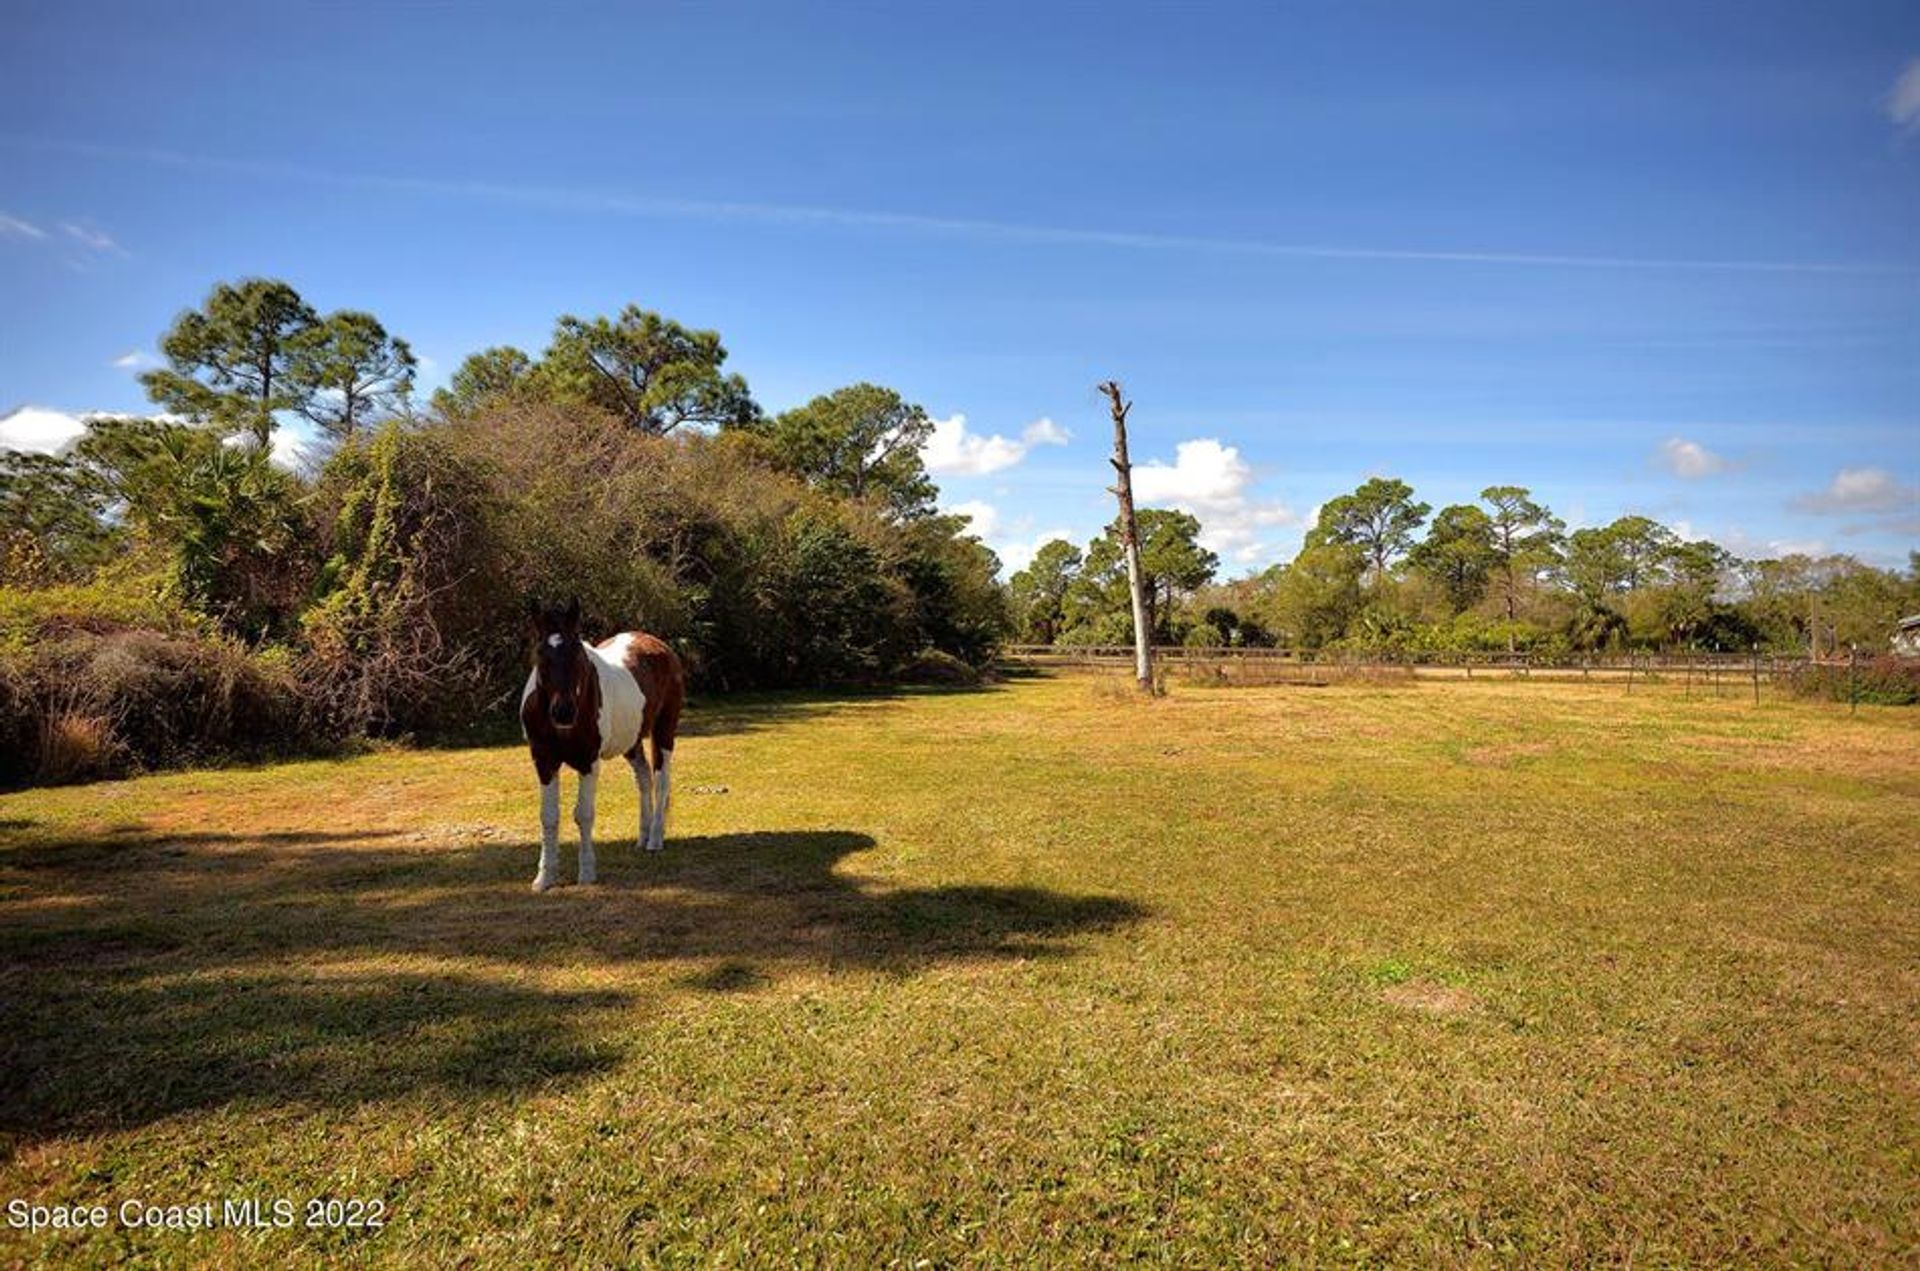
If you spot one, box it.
[2,672,1916,1265]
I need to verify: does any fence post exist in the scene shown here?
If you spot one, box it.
[1850,645,1858,716]
[1752,643,1761,706]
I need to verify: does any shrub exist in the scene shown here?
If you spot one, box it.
[897,649,980,687]
[0,628,316,787]
[1785,657,1920,706]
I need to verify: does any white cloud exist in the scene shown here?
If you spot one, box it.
[1718,526,1829,560]
[1792,466,1917,515]
[1130,438,1298,565]
[111,349,159,370]
[923,413,1069,476]
[0,406,312,472]
[59,222,121,253]
[1656,436,1732,478]
[1889,58,1920,133]
[942,498,1078,574]
[0,213,47,240]
[994,529,1079,575]
[946,499,1001,540]
[0,406,91,453]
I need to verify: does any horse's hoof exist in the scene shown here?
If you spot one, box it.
[531,874,558,893]
[578,872,597,886]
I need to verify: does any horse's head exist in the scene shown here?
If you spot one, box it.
[529,597,589,728]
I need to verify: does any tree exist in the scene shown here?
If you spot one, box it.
[1480,486,1564,650]
[1251,544,1365,648]
[749,383,936,519]
[1008,539,1082,643]
[69,415,311,638]
[141,279,319,447]
[537,305,759,434]
[1073,508,1218,645]
[431,346,536,417]
[1563,516,1675,600]
[896,512,1009,665]
[1309,477,1430,582]
[1098,380,1154,689]
[0,449,115,582]
[1409,503,1496,613]
[290,310,417,442]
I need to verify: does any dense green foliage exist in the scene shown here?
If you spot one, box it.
[1012,478,1919,657]
[0,279,1006,785]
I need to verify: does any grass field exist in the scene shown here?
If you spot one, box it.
[2,670,1916,1266]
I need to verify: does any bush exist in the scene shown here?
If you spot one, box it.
[0,628,316,787]
[897,648,980,687]
[1785,657,1920,706]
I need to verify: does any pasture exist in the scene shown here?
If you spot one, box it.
[2,671,1915,1265]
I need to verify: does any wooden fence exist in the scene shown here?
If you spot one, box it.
[1003,643,1816,695]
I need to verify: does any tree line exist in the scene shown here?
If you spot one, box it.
[1011,477,1919,657]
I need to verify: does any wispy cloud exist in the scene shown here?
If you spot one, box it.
[1791,466,1917,515]
[59,221,123,253]
[1655,437,1734,478]
[2,135,1911,276]
[1889,58,1920,133]
[1132,438,1298,565]
[0,212,46,240]
[924,414,1069,476]
[111,349,158,370]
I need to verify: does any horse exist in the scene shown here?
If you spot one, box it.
[520,598,686,891]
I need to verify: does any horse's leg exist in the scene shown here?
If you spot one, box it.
[647,748,673,851]
[534,769,561,892]
[628,744,652,852]
[648,701,681,852]
[575,761,600,885]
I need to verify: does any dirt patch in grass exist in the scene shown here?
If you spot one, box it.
[1381,980,1480,1015]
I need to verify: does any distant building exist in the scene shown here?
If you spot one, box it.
[1896,615,1920,657]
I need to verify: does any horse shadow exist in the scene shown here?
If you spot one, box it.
[0,820,1142,1146]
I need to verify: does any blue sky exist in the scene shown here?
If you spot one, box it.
[3,1,1916,574]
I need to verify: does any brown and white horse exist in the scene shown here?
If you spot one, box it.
[521,599,685,891]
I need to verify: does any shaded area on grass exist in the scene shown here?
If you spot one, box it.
[0,818,1140,1145]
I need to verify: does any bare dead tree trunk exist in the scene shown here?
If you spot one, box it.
[1099,380,1153,692]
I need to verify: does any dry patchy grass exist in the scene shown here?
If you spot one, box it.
[1,673,1916,1266]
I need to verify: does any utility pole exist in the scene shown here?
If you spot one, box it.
[1098,380,1153,693]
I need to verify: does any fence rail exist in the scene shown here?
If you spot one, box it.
[1003,643,1832,690]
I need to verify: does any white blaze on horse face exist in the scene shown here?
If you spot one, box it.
[547,633,563,647]
[534,777,561,892]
